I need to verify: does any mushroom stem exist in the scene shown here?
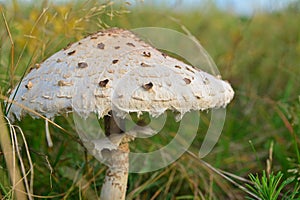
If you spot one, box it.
[100,113,128,200]
[100,142,129,200]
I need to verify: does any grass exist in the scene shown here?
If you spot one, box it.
[246,171,299,200]
[1,0,300,199]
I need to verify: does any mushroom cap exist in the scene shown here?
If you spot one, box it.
[8,28,234,121]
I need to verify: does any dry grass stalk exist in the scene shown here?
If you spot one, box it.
[0,104,27,199]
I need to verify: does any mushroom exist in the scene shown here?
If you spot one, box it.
[7,28,234,199]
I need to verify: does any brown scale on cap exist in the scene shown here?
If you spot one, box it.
[190,65,200,71]
[99,79,109,87]
[28,63,41,72]
[140,62,151,67]
[142,51,151,57]
[67,50,76,56]
[25,81,33,89]
[126,42,135,47]
[203,77,210,85]
[162,53,167,58]
[112,59,119,64]
[97,42,105,49]
[34,63,40,69]
[78,62,88,68]
[185,66,195,74]
[142,82,153,90]
[107,69,115,73]
[58,80,73,86]
[183,78,191,84]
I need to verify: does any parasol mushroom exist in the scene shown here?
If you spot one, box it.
[7,28,234,199]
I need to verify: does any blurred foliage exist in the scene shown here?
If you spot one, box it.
[1,0,300,199]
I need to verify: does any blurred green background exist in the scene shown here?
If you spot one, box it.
[0,0,300,199]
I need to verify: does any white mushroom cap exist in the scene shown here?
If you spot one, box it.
[8,28,234,121]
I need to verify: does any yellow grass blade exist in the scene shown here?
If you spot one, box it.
[0,103,27,200]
